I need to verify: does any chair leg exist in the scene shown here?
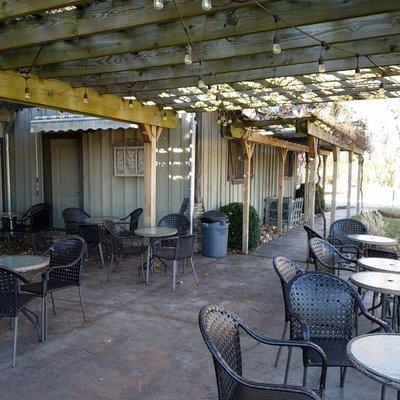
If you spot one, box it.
[284,347,292,385]
[50,292,56,316]
[117,255,123,272]
[189,258,199,286]
[172,260,177,291]
[303,366,308,387]
[381,385,386,400]
[41,296,47,341]
[78,287,86,322]
[340,366,347,387]
[12,316,18,368]
[107,253,114,282]
[372,292,377,317]
[98,243,105,269]
[140,253,145,281]
[274,321,289,367]
[31,233,37,252]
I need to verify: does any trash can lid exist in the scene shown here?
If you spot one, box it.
[200,210,228,223]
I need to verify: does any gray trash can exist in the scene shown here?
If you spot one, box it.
[201,210,230,258]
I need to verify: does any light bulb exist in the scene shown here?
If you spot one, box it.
[354,67,361,80]
[207,84,213,96]
[153,0,164,10]
[223,121,228,127]
[198,76,206,89]
[272,36,281,54]
[83,91,89,104]
[24,84,31,99]
[201,0,212,11]
[318,56,326,73]
[378,81,385,95]
[217,118,221,125]
[227,118,233,124]
[184,44,192,65]
[128,99,134,108]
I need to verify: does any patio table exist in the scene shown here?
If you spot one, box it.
[134,227,177,284]
[358,257,400,274]
[347,334,400,399]
[347,234,397,247]
[0,254,49,282]
[83,216,118,225]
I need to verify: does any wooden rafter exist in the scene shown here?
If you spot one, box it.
[0,70,177,128]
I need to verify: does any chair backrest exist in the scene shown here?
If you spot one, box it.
[367,248,399,259]
[273,257,304,321]
[174,235,195,260]
[78,223,100,246]
[309,237,346,274]
[128,208,143,232]
[303,225,323,241]
[198,305,243,400]
[103,220,126,255]
[62,207,90,234]
[24,203,52,232]
[287,272,356,341]
[47,237,86,286]
[0,268,20,318]
[158,213,190,236]
[328,218,367,246]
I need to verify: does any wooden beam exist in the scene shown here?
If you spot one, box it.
[322,154,327,198]
[0,1,86,21]
[330,145,340,226]
[307,137,318,229]
[0,70,177,128]
[277,148,288,235]
[1,1,398,68]
[356,155,363,215]
[304,154,309,223]
[346,151,353,218]
[242,140,255,254]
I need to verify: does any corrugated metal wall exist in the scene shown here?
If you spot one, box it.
[198,112,296,219]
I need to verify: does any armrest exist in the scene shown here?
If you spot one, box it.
[5,268,29,284]
[328,237,342,246]
[337,245,361,259]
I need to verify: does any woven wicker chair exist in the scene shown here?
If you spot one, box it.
[158,213,190,236]
[309,237,357,275]
[78,223,106,268]
[62,207,91,235]
[286,272,391,388]
[0,268,41,367]
[328,219,367,259]
[119,208,143,232]
[21,237,86,341]
[199,304,327,400]
[272,256,304,370]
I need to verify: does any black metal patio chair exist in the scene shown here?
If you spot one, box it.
[78,223,106,269]
[272,256,304,370]
[158,213,190,237]
[152,234,198,291]
[21,237,86,341]
[285,272,391,388]
[0,267,41,367]
[119,208,143,233]
[62,207,90,235]
[309,237,357,275]
[199,304,327,400]
[15,203,52,250]
[328,218,367,259]
[103,220,147,281]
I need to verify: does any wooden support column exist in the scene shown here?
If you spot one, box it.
[322,154,327,197]
[303,154,309,222]
[356,155,363,215]
[142,124,163,227]
[346,151,353,218]
[277,148,288,235]
[307,137,318,229]
[242,141,255,254]
[330,145,340,226]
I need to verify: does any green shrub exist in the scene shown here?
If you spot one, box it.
[378,207,400,219]
[220,202,261,251]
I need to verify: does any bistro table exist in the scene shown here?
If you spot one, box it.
[348,234,397,248]
[83,216,118,225]
[347,334,400,400]
[0,254,49,282]
[134,227,177,284]
[358,257,400,274]
[350,271,400,330]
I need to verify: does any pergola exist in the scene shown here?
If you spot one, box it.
[0,0,396,251]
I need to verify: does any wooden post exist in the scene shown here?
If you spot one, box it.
[330,145,340,226]
[356,155,363,215]
[242,141,255,254]
[303,154,309,222]
[346,151,353,218]
[308,137,317,229]
[142,124,162,226]
[277,148,288,235]
[322,154,327,197]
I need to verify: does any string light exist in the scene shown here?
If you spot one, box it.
[378,79,385,95]
[128,99,134,108]
[153,0,164,10]
[83,88,89,103]
[272,15,281,54]
[354,53,362,80]
[24,77,31,99]
[198,75,206,89]
[201,0,212,11]
[184,44,193,65]
[318,42,326,73]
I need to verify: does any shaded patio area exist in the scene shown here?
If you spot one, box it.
[0,212,394,400]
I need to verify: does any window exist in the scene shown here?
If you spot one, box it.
[113,146,144,177]
[227,140,252,184]
[284,151,294,177]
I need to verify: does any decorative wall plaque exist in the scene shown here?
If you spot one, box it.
[113,146,144,177]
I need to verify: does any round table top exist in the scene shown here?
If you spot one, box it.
[347,234,397,246]
[134,226,177,238]
[0,255,49,273]
[358,257,400,274]
[350,271,400,295]
[0,211,22,218]
[83,216,118,225]
[347,334,400,389]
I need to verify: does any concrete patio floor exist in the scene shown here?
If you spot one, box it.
[1,211,396,400]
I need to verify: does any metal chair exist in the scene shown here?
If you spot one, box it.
[62,207,90,235]
[328,218,367,259]
[199,304,327,400]
[272,256,304,369]
[0,268,41,367]
[119,208,143,232]
[103,220,147,281]
[21,237,86,341]
[286,272,391,388]
[309,237,357,275]
[152,234,198,291]
[78,223,106,269]
[158,213,190,236]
